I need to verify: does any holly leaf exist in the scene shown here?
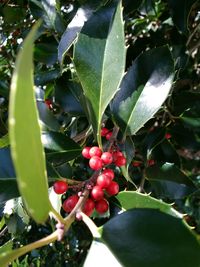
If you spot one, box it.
[42,131,82,164]
[9,21,52,223]
[111,46,174,138]
[167,0,197,34]
[114,191,182,217]
[146,163,196,199]
[74,0,126,146]
[99,209,200,267]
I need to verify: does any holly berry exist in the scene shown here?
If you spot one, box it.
[106,181,119,196]
[89,146,102,157]
[97,174,111,189]
[101,127,109,136]
[53,180,68,194]
[147,159,155,166]
[91,185,104,200]
[95,198,109,214]
[83,198,95,216]
[45,99,52,109]
[82,147,91,159]
[62,195,79,213]
[89,156,103,170]
[102,168,115,180]
[132,161,142,167]
[105,131,113,140]
[115,155,126,167]
[112,151,123,162]
[101,152,113,165]
[165,133,171,139]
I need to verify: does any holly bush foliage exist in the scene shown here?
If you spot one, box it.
[0,0,200,266]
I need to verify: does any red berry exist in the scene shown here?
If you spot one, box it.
[165,133,172,139]
[89,146,102,157]
[95,198,109,214]
[148,159,155,166]
[82,147,91,159]
[115,155,126,167]
[62,195,79,212]
[83,198,95,216]
[112,151,123,162]
[91,185,104,200]
[132,161,142,167]
[101,152,113,165]
[102,169,115,180]
[101,127,109,136]
[45,99,52,109]
[97,174,111,188]
[53,180,68,194]
[106,181,119,196]
[105,131,113,140]
[89,156,103,170]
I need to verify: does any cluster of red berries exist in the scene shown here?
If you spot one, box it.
[82,145,126,170]
[53,140,125,216]
[62,168,119,216]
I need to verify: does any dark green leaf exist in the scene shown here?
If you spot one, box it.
[74,0,126,146]
[34,43,58,65]
[9,21,52,223]
[0,148,15,178]
[0,179,19,204]
[37,101,61,131]
[122,0,143,15]
[34,69,60,86]
[114,191,182,217]
[58,5,94,64]
[2,6,26,24]
[100,209,200,267]
[58,0,108,59]
[55,80,84,116]
[29,0,65,34]
[151,139,180,166]
[167,0,197,34]
[146,163,196,199]
[111,46,174,137]
[42,131,82,164]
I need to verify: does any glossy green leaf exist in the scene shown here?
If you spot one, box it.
[151,139,180,166]
[42,131,82,164]
[55,80,84,116]
[34,43,58,65]
[100,209,200,267]
[146,163,196,199]
[111,46,174,137]
[0,134,9,148]
[29,0,64,34]
[34,69,60,86]
[9,21,52,223]
[0,179,19,204]
[74,0,126,146]
[167,0,197,34]
[58,0,110,64]
[114,191,182,217]
[0,148,15,178]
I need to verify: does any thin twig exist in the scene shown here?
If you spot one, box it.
[0,226,8,237]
